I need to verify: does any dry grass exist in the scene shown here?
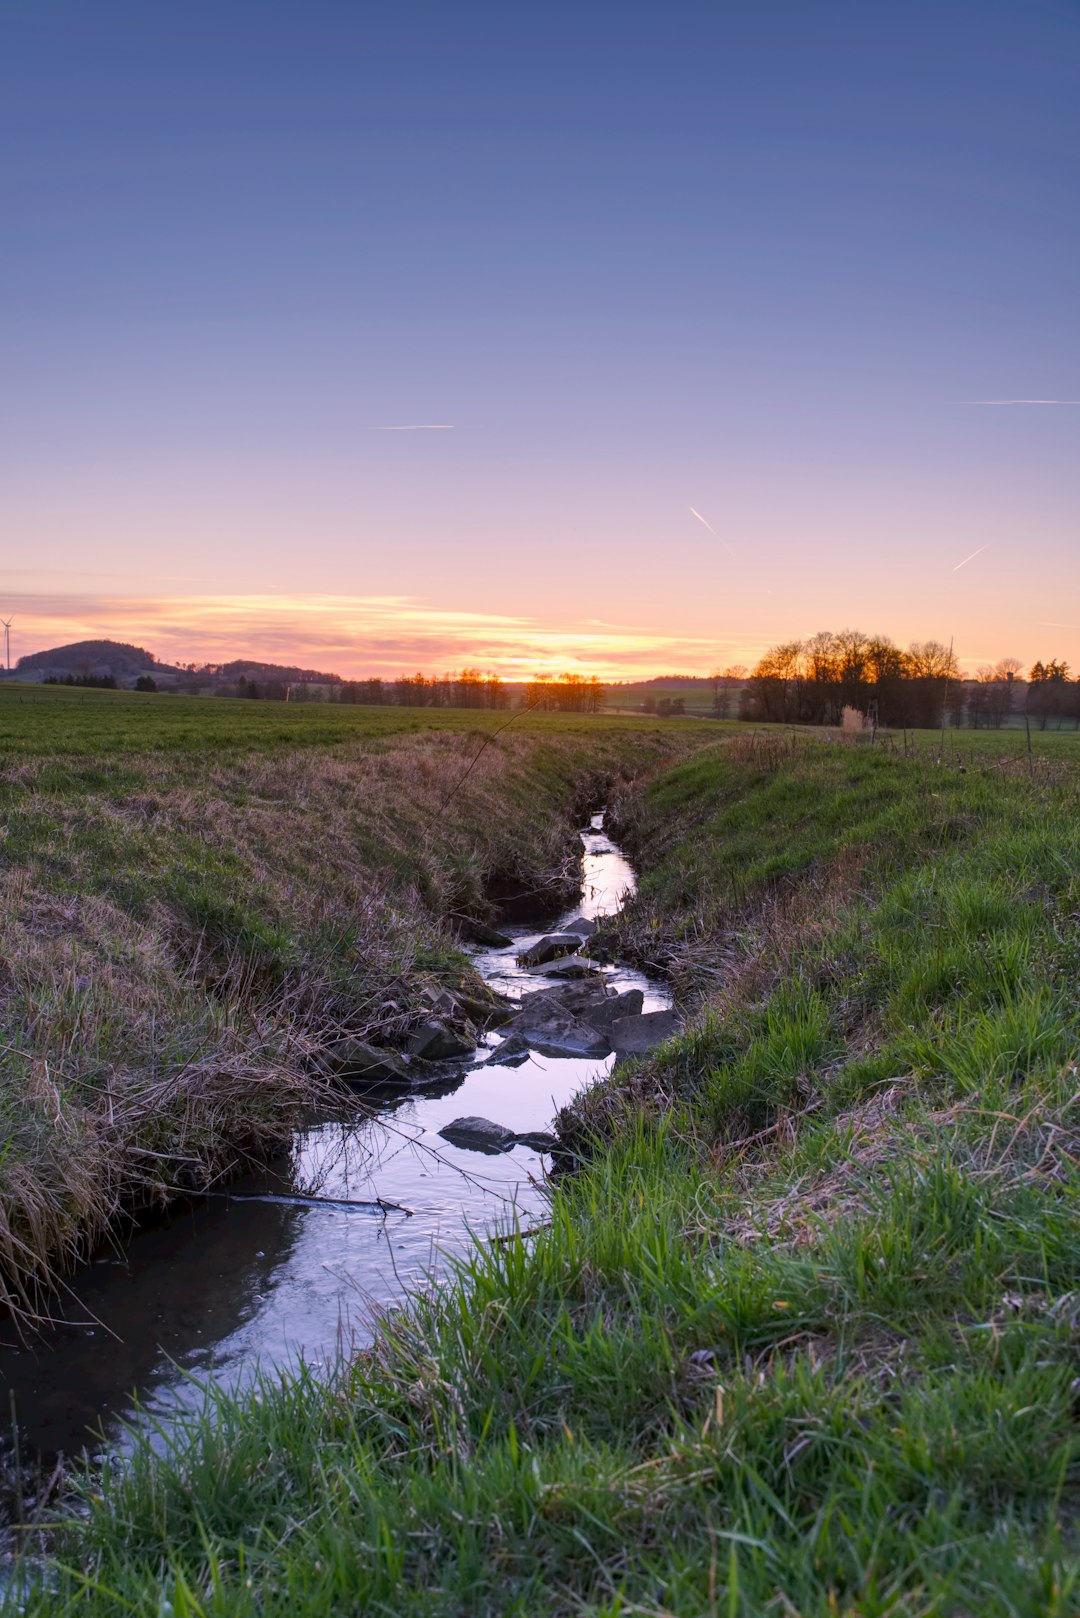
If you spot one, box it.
[0,712,698,1325]
[691,1064,1080,1255]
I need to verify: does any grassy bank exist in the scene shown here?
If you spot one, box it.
[0,684,710,1325]
[14,726,1080,1614]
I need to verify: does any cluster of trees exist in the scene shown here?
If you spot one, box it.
[1025,660,1078,730]
[338,669,511,709]
[743,631,961,729]
[336,670,606,712]
[235,675,288,700]
[965,660,1023,728]
[522,674,606,712]
[43,672,119,690]
[643,695,686,716]
[710,666,749,718]
[741,632,1080,731]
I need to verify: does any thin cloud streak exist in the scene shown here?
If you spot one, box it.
[374,424,455,430]
[952,545,987,572]
[688,505,719,538]
[966,399,1080,406]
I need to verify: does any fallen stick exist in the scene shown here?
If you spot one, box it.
[202,1190,414,1217]
[491,1222,551,1244]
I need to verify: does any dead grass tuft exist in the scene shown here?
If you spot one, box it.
[0,717,693,1324]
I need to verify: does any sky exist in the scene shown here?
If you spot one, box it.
[2,0,1078,679]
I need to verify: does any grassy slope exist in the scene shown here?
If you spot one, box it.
[0,685,712,1323]
[15,725,1080,1616]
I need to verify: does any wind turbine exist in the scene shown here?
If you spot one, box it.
[0,617,11,674]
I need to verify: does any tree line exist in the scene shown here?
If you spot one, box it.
[739,630,1078,730]
[522,674,606,713]
[741,631,961,728]
[337,668,510,708]
[337,669,606,713]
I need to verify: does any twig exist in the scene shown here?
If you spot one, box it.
[201,1190,414,1216]
[491,1222,551,1244]
[425,701,542,830]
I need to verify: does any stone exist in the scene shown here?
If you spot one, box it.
[485,1038,531,1068]
[520,1013,611,1059]
[408,1019,477,1061]
[419,985,458,1018]
[497,987,613,1058]
[517,934,584,968]
[453,990,517,1028]
[326,1038,412,1085]
[513,1130,559,1153]
[462,920,515,948]
[611,1009,679,1056]
[561,915,596,937]
[439,1116,516,1153]
[579,987,644,1035]
[516,978,611,1014]
[523,955,602,979]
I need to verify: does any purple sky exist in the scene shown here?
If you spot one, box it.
[3,2,1078,676]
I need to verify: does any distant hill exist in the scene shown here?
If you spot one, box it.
[212,659,342,683]
[16,639,176,679]
[607,675,721,714]
[12,639,341,690]
[610,675,714,689]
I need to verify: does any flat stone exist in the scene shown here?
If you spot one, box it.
[419,985,458,1018]
[516,978,611,1014]
[497,992,612,1056]
[513,1130,559,1152]
[517,934,584,968]
[327,1038,413,1085]
[524,955,602,979]
[485,1039,531,1069]
[439,1116,516,1154]
[408,1019,477,1061]
[579,988,644,1036]
[525,1016,611,1059]
[458,919,515,948]
[611,1008,680,1057]
[453,991,516,1028]
[561,915,596,938]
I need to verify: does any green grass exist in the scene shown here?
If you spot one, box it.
[0,682,722,757]
[0,684,713,1321]
[9,721,1080,1614]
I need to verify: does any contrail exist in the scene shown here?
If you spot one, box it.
[967,399,1080,406]
[688,505,719,537]
[952,545,987,572]
[375,424,455,431]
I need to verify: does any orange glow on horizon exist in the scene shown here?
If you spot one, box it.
[4,592,763,683]
[2,590,1065,685]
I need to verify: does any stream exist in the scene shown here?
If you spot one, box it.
[0,813,668,1467]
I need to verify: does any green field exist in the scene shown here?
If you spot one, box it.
[5,695,1080,1613]
[0,684,715,1324]
[0,682,721,757]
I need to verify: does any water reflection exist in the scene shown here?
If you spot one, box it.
[0,814,669,1461]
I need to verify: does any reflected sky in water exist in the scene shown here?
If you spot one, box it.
[0,816,670,1461]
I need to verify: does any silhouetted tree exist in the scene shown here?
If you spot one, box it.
[1027,659,1072,730]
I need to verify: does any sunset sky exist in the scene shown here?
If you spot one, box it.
[3,2,1078,679]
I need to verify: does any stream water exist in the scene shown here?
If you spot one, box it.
[0,813,668,1466]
